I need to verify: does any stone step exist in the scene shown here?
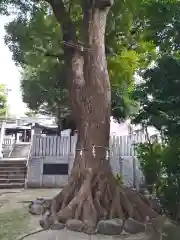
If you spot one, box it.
[0,162,27,167]
[0,159,27,189]
[0,165,26,170]
[0,167,26,172]
[0,163,26,167]
[0,174,26,179]
[0,183,25,189]
[0,172,26,178]
[0,178,25,183]
[0,159,27,163]
[0,167,26,171]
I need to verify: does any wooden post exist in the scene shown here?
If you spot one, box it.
[16,133,20,142]
[31,123,35,141]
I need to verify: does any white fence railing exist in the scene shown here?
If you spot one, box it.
[3,136,15,146]
[31,135,72,157]
[110,133,148,157]
[31,132,157,157]
[30,132,159,188]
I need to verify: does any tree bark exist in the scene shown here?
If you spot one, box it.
[70,2,111,173]
[39,0,159,232]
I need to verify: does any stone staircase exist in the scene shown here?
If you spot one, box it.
[0,143,31,188]
[9,143,31,158]
[0,159,27,188]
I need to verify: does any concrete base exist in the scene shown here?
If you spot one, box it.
[27,157,69,188]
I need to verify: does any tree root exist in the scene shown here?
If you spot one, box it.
[39,168,159,231]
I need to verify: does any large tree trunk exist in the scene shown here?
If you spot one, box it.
[69,3,112,178]
[39,0,159,233]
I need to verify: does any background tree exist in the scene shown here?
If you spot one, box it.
[21,63,70,133]
[0,84,7,117]
[2,0,158,122]
[132,56,180,137]
[129,2,180,217]
[25,110,37,117]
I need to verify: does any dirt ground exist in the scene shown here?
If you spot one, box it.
[0,189,60,240]
[0,189,179,240]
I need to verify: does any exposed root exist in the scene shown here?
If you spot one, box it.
[123,186,158,221]
[119,187,134,218]
[39,167,159,231]
[110,187,124,219]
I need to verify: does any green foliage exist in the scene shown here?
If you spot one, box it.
[1,0,161,121]
[116,173,124,185]
[136,138,180,219]
[158,138,180,218]
[133,56,180,137]
[3,4,69,120]
[125,2,180,216]
[1,0,180,122]
[136,142,163,193]
[143,0,180,55]
[21,63,70,119]
[0,84,7,117]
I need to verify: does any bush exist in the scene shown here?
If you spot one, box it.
[136,142,164,194]
[158,139,180,219]
[136,139,180,220]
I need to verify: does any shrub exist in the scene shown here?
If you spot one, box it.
[136,142,164,194]
[158,139,180,219]
[136,139,180,220]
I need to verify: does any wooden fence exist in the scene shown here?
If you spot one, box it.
[31,135,76,157]
[29,132,158,188]
[31,132,156,157]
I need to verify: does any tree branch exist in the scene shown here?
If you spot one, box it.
[95,0,114,9]
[33,46,63,58]
[45,0,68,24]
[45,0,77,42]
[68,0,73,14]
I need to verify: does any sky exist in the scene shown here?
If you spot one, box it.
[0,15,27,117]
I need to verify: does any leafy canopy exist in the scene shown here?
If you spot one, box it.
[133,56,180,137]
[1,0,180,120]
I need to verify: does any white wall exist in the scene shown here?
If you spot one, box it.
[110,117,159,137]
[110,118,130,136]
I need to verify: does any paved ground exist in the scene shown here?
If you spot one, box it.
[23,230,148,240]
[0,189,149,240]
